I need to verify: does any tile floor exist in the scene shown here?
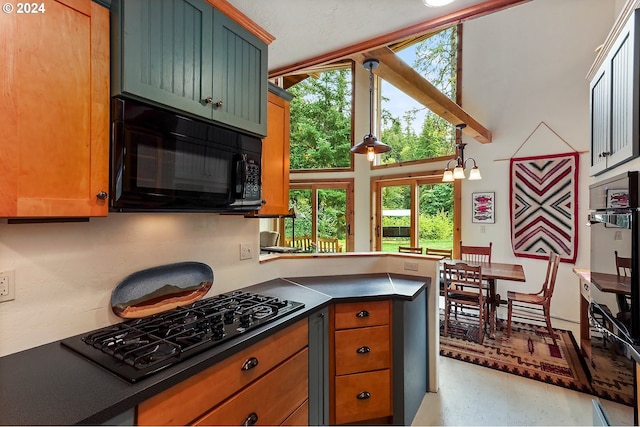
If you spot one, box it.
[411,318,634,426]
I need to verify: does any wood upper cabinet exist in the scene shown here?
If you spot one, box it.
[590,8,640,176]
[257,85,294,216]
[0,0,110,218]
[111,0,268,136]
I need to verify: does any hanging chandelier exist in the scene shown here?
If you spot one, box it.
[350,59,391,162]
[442,124,482,182]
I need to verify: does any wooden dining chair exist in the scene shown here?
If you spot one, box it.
[615,250,632,314]
[459,241,492,263]
[443,262,487,344]
[425,248,453,258]
[398,246,423,254]
[507,251,560,345]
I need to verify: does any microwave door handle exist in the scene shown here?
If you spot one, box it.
[234,154,247,199]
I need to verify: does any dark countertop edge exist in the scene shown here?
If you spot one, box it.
[0,273,429,426]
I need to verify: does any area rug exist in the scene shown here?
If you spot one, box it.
[588,336,634,406]
[439,317,632,406]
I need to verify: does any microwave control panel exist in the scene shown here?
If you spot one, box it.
[244,158,261,200]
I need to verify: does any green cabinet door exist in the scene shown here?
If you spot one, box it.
[113,0,214,118]
[212,10,268,136]
[112,0,268,136]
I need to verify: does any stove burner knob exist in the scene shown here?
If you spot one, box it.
[239,313,252,327]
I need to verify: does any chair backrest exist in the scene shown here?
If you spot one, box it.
[317,237,342,253]
[542,252,561,300]
[425,247,452,258]
[259,231,279,248]
[398,246,423,254]
[615,251,632,277]
[443,262,484,298]
[459,241,492,263]
[286,235,313,251]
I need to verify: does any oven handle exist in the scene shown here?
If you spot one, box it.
[587,212,632,228]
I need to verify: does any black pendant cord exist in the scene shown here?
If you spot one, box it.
[368,63,374,138]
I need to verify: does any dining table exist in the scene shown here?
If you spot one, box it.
[441,259,527,339]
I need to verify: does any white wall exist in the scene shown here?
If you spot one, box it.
[461,0,617,322]
[0,214,273,356]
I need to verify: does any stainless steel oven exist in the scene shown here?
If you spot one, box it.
[588,171,639,425]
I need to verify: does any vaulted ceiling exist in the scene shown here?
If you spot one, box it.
[226,0,532,144]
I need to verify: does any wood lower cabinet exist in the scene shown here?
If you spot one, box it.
[137,319,308,426]
[0,0,110,218]
[330,300,392,425]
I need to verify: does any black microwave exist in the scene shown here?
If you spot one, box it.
[110,97,263,213]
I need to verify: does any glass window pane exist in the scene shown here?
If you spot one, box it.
[288,69,352,170]
[317,188,346,252]
[381,185,411,253]
[418,183,454,252]
[285,189,312,245]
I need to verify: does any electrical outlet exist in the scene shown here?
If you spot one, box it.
[0,270,15,302]
[240,243,253,260]
[615,230,623,240]
[404,262,419,272]
[480,225,486,234]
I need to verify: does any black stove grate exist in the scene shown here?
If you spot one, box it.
[61,291,304,382]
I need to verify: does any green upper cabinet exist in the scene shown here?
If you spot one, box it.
[211,11,268,136]
[111,0,268,136]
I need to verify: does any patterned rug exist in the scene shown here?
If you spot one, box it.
[439,317,633,406]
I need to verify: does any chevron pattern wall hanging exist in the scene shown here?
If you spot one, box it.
[510,152,579,263]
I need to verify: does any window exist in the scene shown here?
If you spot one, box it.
[379,26,458,165]
[287,65,354,170]
[282,180,354,252]
[374,175,457,253]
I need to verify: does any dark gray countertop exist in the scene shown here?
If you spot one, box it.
[0,273,428,426]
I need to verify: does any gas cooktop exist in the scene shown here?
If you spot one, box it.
[61,290,304,383]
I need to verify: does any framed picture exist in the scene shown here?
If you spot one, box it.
[606,189,629,208]
[605,189,629,228]
[472,192,495,224]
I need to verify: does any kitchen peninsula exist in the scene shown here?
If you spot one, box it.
[0,253,439,426]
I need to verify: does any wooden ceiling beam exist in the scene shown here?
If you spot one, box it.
[268,0,531,79]
[353,47,492,144]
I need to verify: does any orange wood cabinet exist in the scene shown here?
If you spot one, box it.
[330,300,393,424]
[254,84,293,217]
[0,0,110,218]
[137,319,309,426]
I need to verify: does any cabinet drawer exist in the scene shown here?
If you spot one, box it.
[281,400,309,426]
[334,369,392,424]
[335,325,391,375]
[194,348,309,426]
[334,300,390,330]
[137,319,308,426]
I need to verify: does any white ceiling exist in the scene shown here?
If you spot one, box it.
[226,0,494,72]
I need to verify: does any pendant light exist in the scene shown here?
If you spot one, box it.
[351,59,391,162]
[442,124,482,182]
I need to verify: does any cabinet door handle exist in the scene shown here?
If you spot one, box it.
[357,391,371,400]
[242,412,259,426]
[96,191,108,201]
[241,357,259,371]
[356,310,370,318]
[356,346,371,354]
[598,151,610,158]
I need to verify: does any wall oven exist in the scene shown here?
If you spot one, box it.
[110,97,263,213]
[588,171,639,425]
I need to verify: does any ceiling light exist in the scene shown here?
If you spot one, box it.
[423,0,455,7]
[351,59,391,162]
[442,124,482,182]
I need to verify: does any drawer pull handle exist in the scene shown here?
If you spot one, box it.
[356,346,371,354]
[241,357,259,371]
[357,391,371,400]
[242,412,259,426]
[356,310,370,318]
